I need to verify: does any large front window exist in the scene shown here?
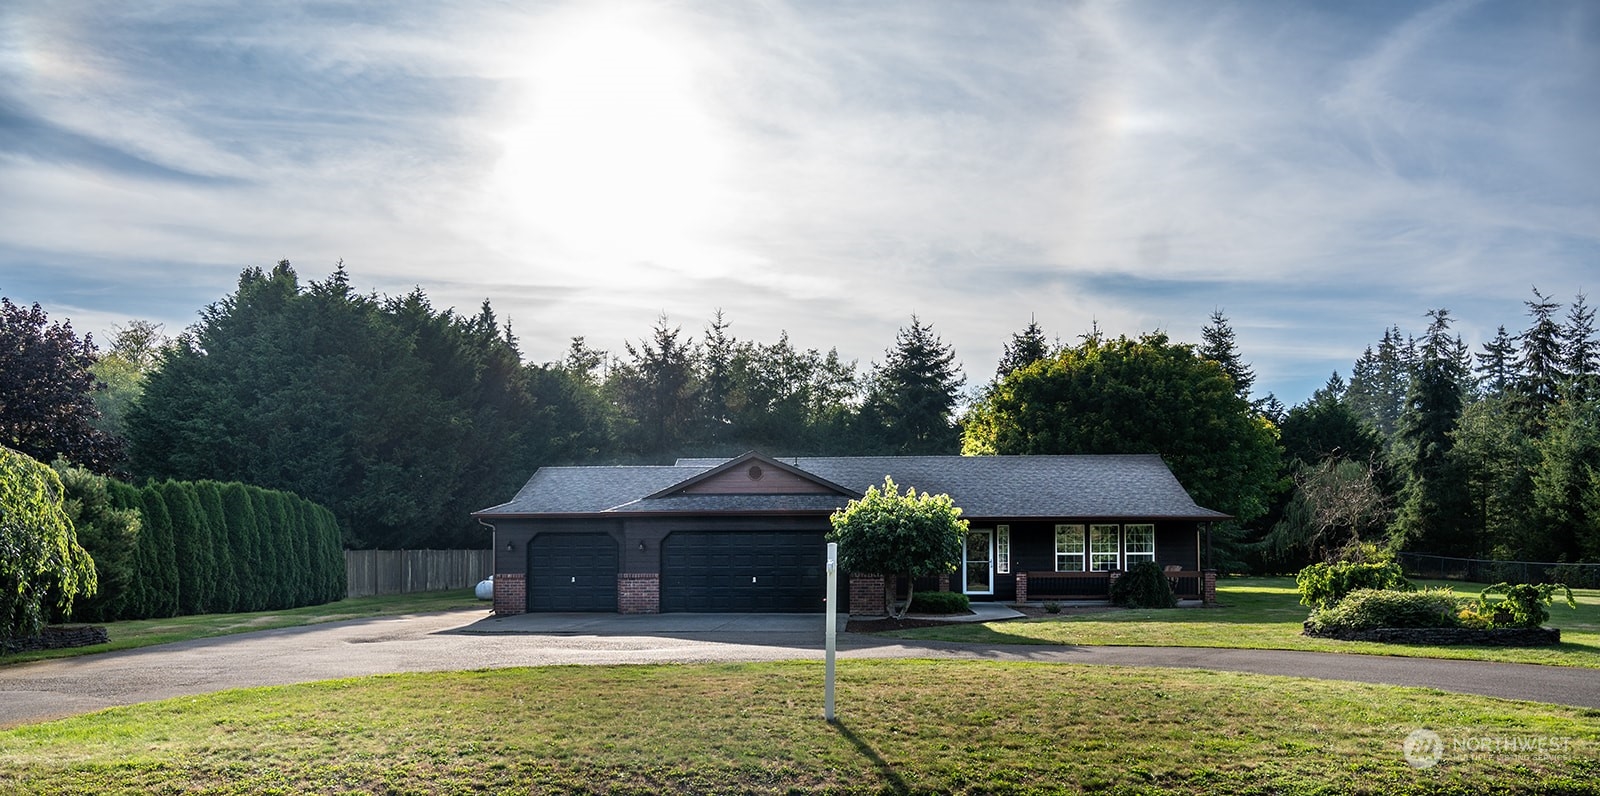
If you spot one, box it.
[1055,524,1085,571]
[1089,524,1120,571]
[1124,524,1155,566]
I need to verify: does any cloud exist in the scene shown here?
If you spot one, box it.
[0,0,1595,406]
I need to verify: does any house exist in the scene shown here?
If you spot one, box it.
[472,452,1228,616]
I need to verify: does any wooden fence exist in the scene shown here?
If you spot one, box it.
[344,549,494,598]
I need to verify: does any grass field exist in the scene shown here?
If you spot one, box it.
[2,590,484,666]
[889,578,1600,668]
[1,660,1596,795]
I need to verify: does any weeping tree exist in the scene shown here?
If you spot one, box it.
[1,447,97,641]
[827,476,967,620]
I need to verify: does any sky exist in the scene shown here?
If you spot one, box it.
[2,0,1596,407]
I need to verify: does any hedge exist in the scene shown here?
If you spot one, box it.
[54,470,345,620]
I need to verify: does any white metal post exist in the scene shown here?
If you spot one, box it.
[825,541,837,722]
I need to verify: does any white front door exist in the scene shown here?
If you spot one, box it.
[964,529,993,595]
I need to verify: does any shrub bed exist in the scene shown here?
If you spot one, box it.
[1301,624,1560,646]
[1305,587,1459,632]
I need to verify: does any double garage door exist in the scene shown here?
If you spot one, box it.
[525,530,834,612]
[661,531,832,613]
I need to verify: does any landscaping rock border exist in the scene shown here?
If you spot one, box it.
[1302,623,1560,646]
[2,625,110,654]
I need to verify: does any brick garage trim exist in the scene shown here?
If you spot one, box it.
[618,572,660,614]
[849,573,890,616]
[493,573,527,616]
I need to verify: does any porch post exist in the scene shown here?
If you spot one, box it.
[1202,569,1218,607]
[1014,571,1028,604]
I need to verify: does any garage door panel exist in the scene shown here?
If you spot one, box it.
[528,533,618,612]
[661,531,831,612]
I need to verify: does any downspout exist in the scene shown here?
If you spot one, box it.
[477,518,498,573]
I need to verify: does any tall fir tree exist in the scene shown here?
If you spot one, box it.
[1563,292,1596,399]
[995,318,1050,380]
[1475,325,1520,398]
[1517,287,1565,421]
[1199,309,1255,402]
[1390,309,1474,555]
[860,316,965,455]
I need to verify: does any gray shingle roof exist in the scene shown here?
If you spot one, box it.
[475,453,1229,520]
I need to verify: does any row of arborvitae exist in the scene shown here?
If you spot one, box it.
[1296,553,1575,638]
[56,460,345,623]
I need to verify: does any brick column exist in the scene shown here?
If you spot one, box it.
[1014,571,1028,603]
[493,573,526,616]
[849,573,888,616]
[1202,570,1218,606]
[937,573,950,592]
[617,573,660,614]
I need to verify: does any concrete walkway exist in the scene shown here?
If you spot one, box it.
[2,607,1597,729]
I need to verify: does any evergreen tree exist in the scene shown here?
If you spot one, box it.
[699,311,737,449]
[609,315,700,458]
[137,485,180,618]
[1449,395,1538,558]
[1475,325,1520,398]
[220,483,263,612]
[1344,327,1412,441]
[1563,292,1596,398]
[195,482,237,613]
[1517,287,1565,420]
[159,481,216,615]
[1199,309,1255,401]
[995,318,1050,379]
[1390,310,1473,555]
[860,316,965,455]
[1531,396,1600,560]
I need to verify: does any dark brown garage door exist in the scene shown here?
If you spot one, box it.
[660,531,833,613]
[527,533,618,612]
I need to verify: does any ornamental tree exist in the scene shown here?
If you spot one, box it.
[827,476,967,619]
[1,446,97,641]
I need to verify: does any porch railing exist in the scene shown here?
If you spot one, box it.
[1023,570,1204,600]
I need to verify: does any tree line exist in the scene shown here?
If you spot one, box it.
[2,263,1595,569]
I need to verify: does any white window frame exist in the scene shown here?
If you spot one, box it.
[1123,523,1156,567]
[1055,524,1085,572]
[1089,524,1120,572]
[995,525,1011,574]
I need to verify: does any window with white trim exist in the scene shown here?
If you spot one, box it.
[996,525,1011,574]
[1124,524,1155,566]
[1055,524,1085,572]
[1090,524,1120,571]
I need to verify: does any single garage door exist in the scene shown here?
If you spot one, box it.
[528,533,618,612]
[661,531,830,613]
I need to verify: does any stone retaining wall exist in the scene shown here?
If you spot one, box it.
[2,625,110,654]
[1302,623,1561,646]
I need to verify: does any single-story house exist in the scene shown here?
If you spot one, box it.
[472,451,1229,616]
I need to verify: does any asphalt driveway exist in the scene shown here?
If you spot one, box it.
[3,607,1598,729]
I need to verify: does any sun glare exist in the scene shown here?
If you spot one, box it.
[487,8,730,279]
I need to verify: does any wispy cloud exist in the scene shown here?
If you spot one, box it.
[0,0,1594,403]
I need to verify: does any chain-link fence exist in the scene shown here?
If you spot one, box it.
[1398,553,1600,588]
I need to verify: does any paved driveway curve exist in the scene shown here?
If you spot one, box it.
[3,608,1598,728]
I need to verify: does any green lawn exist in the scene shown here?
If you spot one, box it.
[2,590,484,666]
[889,578,1600,668]
[1,660,1596,795]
